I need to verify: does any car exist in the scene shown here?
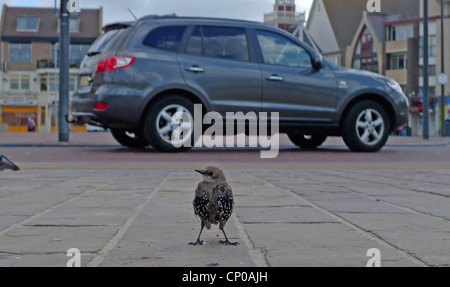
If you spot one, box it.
[71,15,409,152]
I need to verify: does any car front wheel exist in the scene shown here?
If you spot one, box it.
[342,100,390,152]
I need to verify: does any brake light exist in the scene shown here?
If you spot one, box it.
[94,102,108,111]
[95,56,135,73]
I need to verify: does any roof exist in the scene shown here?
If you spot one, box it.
[308,0,420,49]
[1,5,102,43]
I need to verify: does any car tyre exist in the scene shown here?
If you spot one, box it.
[110,129,149,148]
[143,95,196,152]
[288,133,327,149]
[342,100,390,152]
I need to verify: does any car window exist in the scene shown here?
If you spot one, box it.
[143,26,187,52]
[185,26,249,62]
[256,30,312,68]
[185,27,203,56]
[88,29,120,53]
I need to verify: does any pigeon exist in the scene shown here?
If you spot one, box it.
[0,153,20,171]
[189,166,238,246]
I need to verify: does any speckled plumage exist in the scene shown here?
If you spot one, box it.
[190,166,238,246]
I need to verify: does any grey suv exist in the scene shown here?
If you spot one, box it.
[72,16,409,152]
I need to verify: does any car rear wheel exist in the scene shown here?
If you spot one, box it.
[143,95,195,152]
[288,133,328,149]
[342,100,390,152]
[110,129,149,148]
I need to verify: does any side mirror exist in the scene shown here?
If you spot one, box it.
[311,51,323,70]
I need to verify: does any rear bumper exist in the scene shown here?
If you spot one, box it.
[71,84,145,130]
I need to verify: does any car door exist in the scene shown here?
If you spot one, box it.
[178,25,262,116]
[255,29,337,123]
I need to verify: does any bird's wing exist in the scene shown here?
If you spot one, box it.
[214,184,234,225]
[193,187,210,221]
[0,154,20,171]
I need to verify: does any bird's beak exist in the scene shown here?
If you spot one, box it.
[195,169,207,175]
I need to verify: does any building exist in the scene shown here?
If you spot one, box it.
[264,0,320,51]
[307,0,449,136]
[0,5,102,133]
[307,0,419,66]
[264,0,305,31]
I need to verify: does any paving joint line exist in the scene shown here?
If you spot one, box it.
[86,173,172,267]
[246,173,429,267]
[0,181,116,238]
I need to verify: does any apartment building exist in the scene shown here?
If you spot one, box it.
[0,5,102,133]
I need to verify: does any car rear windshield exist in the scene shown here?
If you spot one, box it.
[88,29,121,54]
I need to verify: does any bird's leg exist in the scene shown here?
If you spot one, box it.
[189,222,206,246]
[219,228,239,246]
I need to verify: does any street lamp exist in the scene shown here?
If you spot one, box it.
[439,0,446,137]
[423,0,429,140]
[59,0,70,142]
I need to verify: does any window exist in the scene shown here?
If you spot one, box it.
[419,65,436,76]
[388,25,413,41]
[256,30,311,68]
[352,26,378,73]
[9,74,31,91]
[70,75,78,92]
[186,27,203,56]
[70,18,79,32]
[10,43,31,62]
[429,35,436,57]
[40,75,48,92]
[57,18,80,32]
[420,35,437,57]
[143,26,187,53]
[52,44,90,64]
[17,16,39,31]
[186,26,250,62]
[390,54,407,70]
[69,45,90,63]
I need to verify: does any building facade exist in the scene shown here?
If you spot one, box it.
[264,0,305,31]
[0,5,102,133]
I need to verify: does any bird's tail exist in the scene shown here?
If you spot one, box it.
[2,155,20,171]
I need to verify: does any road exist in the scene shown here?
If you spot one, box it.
[0,132,449,267]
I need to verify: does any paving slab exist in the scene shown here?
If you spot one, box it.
[337,213,450,266]
[243,223,420,267]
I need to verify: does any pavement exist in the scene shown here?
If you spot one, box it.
[0,132,450,267]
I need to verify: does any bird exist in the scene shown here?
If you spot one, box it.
[189,166,239,246]
[0,153,20,171]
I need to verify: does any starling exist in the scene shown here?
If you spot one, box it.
[189,166,239,246]
[0,153,20,171]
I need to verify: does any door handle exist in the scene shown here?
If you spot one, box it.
[185,66,205,73]
[266,74,284,81]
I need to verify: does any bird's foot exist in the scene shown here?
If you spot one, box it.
[189,239,206,246]
[218,240,239,246]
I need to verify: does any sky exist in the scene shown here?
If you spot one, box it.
[0,0,314,25]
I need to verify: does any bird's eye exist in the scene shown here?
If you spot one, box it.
[207,172,214,177]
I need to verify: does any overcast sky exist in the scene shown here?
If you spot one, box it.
[0,0,313,25]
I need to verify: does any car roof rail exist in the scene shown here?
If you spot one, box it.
[138,13,178,22]
[102,22,135,32]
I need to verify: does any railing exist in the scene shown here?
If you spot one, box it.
[36,59,81,69]
[0,91,39,105]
